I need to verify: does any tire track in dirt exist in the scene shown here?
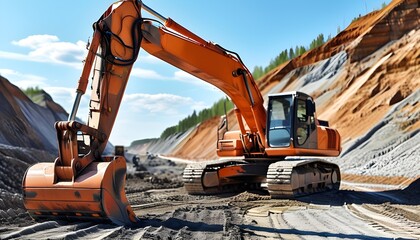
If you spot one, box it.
[0,221,123,240]
[348,204,420,239]
[1,188,418,240]
[241,204,402,239]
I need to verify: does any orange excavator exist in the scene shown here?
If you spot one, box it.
[22,0,341,225]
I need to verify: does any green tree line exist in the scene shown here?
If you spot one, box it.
[252,33,330,80]
[22,86,43,97]
[160,98,234,139]
[252,2,390,81]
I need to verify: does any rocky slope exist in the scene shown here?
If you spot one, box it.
[0,76,69,222]
[129,0,419,179]
[0,76,69,194]
[0,77,67,152]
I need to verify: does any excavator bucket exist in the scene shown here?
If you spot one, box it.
[22,156,137,225]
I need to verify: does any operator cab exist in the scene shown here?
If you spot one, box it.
[267,91,317,149]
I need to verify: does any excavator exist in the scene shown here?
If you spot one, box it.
[22,0,341,225]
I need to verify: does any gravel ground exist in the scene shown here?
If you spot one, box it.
[1,156,419,239]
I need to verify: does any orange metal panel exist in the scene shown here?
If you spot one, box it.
[264,147,340,157]
[218,165,246,178]
[24,200,103,213]
[23,158,137,225]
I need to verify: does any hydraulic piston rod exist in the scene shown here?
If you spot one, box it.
[141,2,167,22]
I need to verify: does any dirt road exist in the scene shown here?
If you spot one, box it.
[1,157,419,239]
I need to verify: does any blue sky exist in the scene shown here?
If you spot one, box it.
[0,0,389,146]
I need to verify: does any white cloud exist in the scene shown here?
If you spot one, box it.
[130,68,166,79]
[0,68,86,117]
[0,68,48,89]
[123,93,207,114]
[1,35,225,93]
[44,86,91,121]
[1,35,87,69]
[0,51,32,62]
[12,35,59,49]
[44,86,77,104]
[46,85,93,110]
[0,34,162,69]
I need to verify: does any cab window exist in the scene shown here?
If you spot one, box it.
[296,99,308,145]
[268,96,292,147]
[297,99,307,122]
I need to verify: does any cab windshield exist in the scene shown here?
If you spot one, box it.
[267,96,292,147]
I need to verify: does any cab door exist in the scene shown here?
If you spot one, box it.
[294,96,317,149]
[267,95,293,147]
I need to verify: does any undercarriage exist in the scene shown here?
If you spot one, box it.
[183,157,340,198]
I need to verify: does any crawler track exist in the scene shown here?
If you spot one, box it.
[267,158,340,198]
[184,158,340,199]
[182,163,206,194]
[183,159,266,195]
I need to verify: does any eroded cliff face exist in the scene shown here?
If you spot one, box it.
[129,0,419,177]
[0,77,68,152]
[349,0,420,62]
[0,76,69,192]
